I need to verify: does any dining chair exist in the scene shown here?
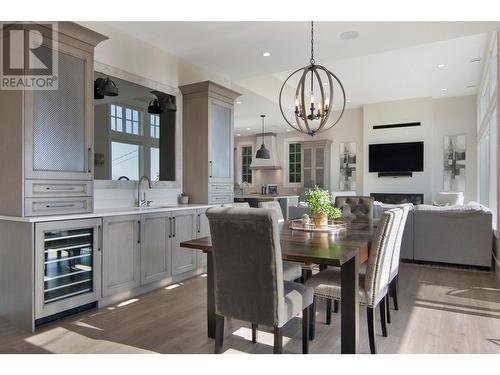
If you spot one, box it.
[258,200,313,282]
[223,202,301,282]
[222,202,251,208]
[387,203,411,316]
[335,196,374,221]
[257,201,284,222]
[206,207,314,354]
[306,207,403,354]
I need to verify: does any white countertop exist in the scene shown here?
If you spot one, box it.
[0,204,217,223]
[234,194,299,199]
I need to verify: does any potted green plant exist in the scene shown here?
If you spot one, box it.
[306,187,342,227]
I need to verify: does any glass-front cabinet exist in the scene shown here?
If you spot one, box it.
[209,99,233,183]
[25,41,93,181]
[35,218,102,320]
[301,140,332,191]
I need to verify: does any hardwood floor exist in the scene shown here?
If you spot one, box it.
[0,263,499,354]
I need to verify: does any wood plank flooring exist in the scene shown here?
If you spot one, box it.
[0,263,499,354]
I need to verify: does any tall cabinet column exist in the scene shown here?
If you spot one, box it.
[0,22,107,217]
[180,81,241,204]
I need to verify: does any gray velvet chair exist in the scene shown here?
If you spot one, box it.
[306,207,403,354]
[206,207,314,354]
[222,202,251,208]
[257,201,284,222]
[258,201,311,282]
[335,196,374,220]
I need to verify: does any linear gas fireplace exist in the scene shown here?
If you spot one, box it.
[370,193,424,205]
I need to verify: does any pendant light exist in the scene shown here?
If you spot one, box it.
[279,21,346,136]
[255,114,270,159]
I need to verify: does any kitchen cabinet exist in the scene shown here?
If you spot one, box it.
[25,39,93,181]
[0,22,107,217]
[140,212,172,284]
[301,140,332,190]
[180,81,241,204]
[209,99,233,183]
[172,210,198,275]
[102,215,141,297]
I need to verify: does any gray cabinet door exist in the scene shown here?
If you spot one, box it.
[196,209,210,267]
[209,99,233,183]
[140,212,172,284]
[102,215,141,296]
[172,210,197,275]
[314,146,326,188]
[302,147,314,189]
[24,40,93,181]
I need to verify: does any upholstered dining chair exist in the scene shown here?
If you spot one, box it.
[257,201,284,222]
[206,207,314,354]
[223,202,301,282]
[258,200,314,282]
[335,196,374,221]
[387,203,411,316]
[306,207,403,354]
[222,202,251,208]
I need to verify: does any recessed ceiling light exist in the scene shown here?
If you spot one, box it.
[263,52,271,57]
[438,64,445,68]
[346,99,351,103]
[323,82,328,86]
[340,31,360,40]
[246,127,251,130]
[466,85,476,89]
[236,101,241,104]
[236,133,241,136]
[470,58,481,63]
[286,129,291,132]
[441,88,447,91]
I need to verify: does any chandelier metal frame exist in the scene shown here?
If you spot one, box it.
[279,21,346,136]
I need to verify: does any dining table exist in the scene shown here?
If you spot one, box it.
[180,219,376,354]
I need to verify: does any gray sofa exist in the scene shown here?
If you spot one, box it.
[376,202,493,268]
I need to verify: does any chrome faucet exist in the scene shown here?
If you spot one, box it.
[137,175,153,207]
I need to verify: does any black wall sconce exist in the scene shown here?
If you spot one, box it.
[94,77,119,99]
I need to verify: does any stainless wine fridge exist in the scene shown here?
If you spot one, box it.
[35,218,102,320]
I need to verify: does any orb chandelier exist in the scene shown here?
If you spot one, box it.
[279,21,346,136]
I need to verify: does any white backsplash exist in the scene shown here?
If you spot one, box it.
[94,182,181,209]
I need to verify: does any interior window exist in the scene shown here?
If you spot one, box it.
[288,143,302,183]
[241,145,252,184]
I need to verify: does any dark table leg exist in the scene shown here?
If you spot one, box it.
[340,254,359,354]
[207,251,216,339]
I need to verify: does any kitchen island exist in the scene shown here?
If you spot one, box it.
[233,193,299,220]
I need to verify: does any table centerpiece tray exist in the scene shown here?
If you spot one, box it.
[288,219,347,233]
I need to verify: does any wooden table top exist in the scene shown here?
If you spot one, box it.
[181,219,376,267]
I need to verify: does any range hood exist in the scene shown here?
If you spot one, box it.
[250,132,282,170]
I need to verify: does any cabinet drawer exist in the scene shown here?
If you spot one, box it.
[208,193,233,204]
[25,180,93,197]
[209,183,233,193]
[25,197,92,216]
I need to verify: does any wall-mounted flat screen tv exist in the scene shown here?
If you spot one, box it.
[369,141,424,172]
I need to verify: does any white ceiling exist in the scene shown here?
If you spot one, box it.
[107,21,500,135]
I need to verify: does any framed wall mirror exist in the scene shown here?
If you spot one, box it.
[93,71,177,182]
